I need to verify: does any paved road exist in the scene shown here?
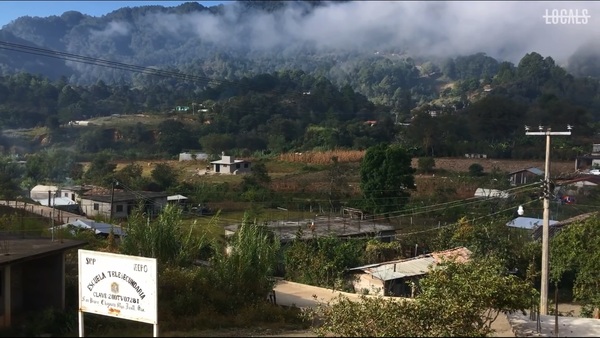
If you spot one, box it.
[271,279,514,337]
[271,280,367,308]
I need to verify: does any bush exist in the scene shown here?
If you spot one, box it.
[468,163,484,176]
[417,157,436,173]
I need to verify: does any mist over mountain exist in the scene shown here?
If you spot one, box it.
[0,0,599,85]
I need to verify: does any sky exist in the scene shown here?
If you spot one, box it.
[0,1,223,27]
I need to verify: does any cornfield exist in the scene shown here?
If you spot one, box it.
[278,150,365,164]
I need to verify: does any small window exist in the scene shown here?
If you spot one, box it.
[244,163,249,168]
[223,164,228,168]
[93,203,99,211]
[236,163,240,169]
[64,192,68,197]
[116,205,123,212]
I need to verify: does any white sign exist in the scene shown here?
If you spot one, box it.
[78,249,157,324]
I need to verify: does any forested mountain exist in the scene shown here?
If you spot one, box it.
[1,0,599,113]
[0,1,599,161]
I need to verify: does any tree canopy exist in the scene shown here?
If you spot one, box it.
[359,143,416,216]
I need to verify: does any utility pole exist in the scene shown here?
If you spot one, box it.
[525,124,572,315]
[110,180,116,222]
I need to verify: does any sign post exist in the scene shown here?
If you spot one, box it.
[78,249,158,337]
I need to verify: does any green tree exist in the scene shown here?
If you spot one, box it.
[83,153,116,186]
[157,119,195,155]
[151,163,178,191]
[120,203,207,268]
[240,161,272,204]
[284,233,365,289]
[306,256,537,337]
[550,214,600,317]
[359,143,416,216]
[114,163,149,191]
[208,215,280,312]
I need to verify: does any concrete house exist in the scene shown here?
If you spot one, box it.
[59,185,94,204]
[210,153,251,174]
[79,191,168,219]
[347,247,471,297]
[575,143,600,171]
[508,167,544,186]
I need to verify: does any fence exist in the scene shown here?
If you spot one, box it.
[0,199,88,232]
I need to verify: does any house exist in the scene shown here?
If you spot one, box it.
[508,167,544,186]
[79,191,168,219]
[347,247,471,297]
[167,194,189,209]
[530,212,597,241]
[29,185,59,200]
[0,237,87,328]
[575,143,600,171]
[210,153,251,174]
[556,175,600,196]
[178,151,208,161]
[59,185,94,204]
[506,216,558,230]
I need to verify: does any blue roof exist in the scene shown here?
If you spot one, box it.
[62,219,126,236]
[506,217,558,230]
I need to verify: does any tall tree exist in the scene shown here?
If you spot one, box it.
[359,143,416,216]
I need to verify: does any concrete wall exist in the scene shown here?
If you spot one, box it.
[80,199,113,218]
[351,273,384,297]
[213,162,251,174]
[81,198,167,219]
[0,252,64,327]
[179,152,208,161]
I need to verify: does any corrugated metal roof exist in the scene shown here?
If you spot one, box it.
[370,256,436,281]
[34,197,76,206]
[59,219,127,237]
[167,194,188,201]
[506,217,558,230]
[349,247,472,281]
[508,167,544,175]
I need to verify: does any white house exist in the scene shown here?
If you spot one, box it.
[80,191,168,219]
[210,153,251,174]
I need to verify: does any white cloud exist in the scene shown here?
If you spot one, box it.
[120,1,600,63]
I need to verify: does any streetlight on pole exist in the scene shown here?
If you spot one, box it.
[525,124,572,315]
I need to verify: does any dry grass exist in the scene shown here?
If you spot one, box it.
[278,150,364,164]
